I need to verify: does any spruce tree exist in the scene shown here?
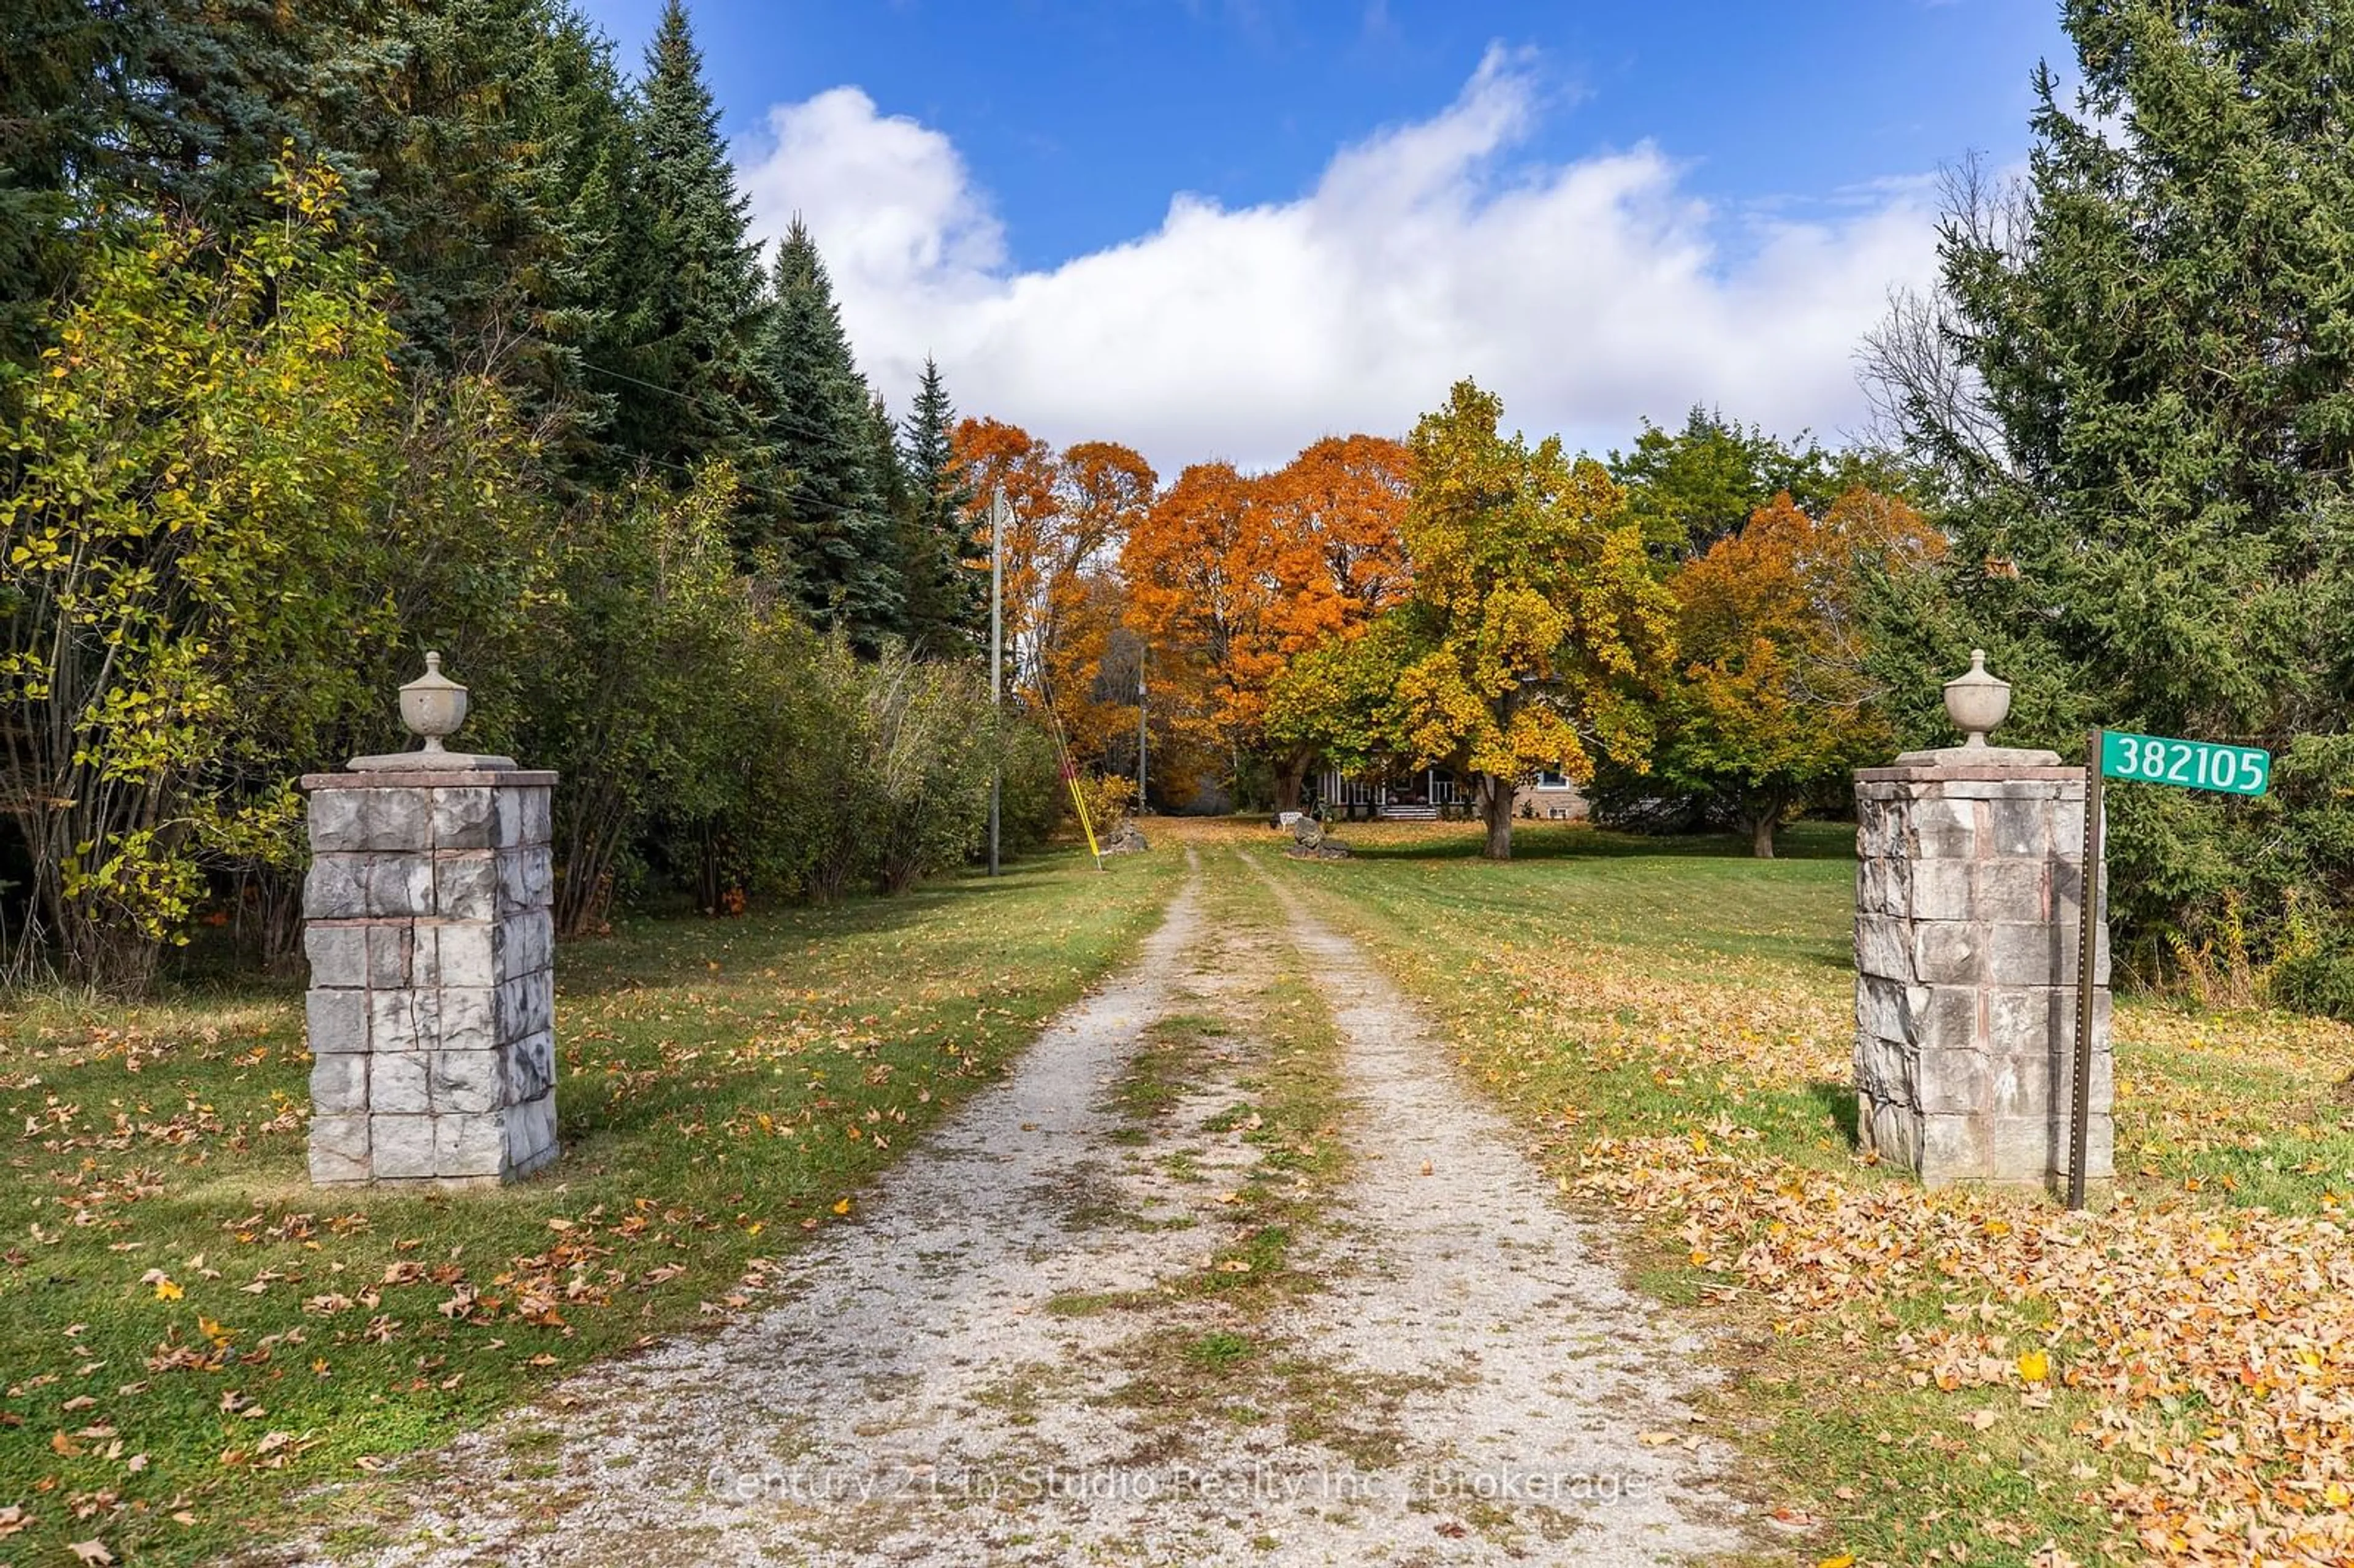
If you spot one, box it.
[1872,0,2354,993]
[756,219,902,643]
[324,0,631,430]
[0,0,116,368]
[105,0,395,224]
[602,0,766,476]
[899,357,983,653]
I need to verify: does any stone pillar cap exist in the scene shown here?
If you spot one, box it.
[1888,744,2065,769]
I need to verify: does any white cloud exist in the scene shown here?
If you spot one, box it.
[730,47,1945,474]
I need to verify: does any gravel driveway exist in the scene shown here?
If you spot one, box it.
[284,844,1750,1566]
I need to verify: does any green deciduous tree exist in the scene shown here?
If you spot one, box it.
[1610,404,1918,558]
[0,163,398,991]
[1659,489,1945,858]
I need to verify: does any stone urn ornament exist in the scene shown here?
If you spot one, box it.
[399,652,468,753]
[1944,649,2011,749]
[349,651,516,771]
[1893,648,2057,768]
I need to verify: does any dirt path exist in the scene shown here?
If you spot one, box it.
[294,843,1749,1566]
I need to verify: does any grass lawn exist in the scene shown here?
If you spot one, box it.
[0,845,1182,1566]
[1260,815,2354,1567]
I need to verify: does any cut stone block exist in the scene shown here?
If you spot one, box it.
[435,851,498,921]
[1913,922,1983,986]
[305,924,369,989]
[368,989,440,1054]
[506,1029,557,1102]
[1854,915,1910,981]
[364,790,429,854]
[370,1051,430,1115]
[365,923,413,989]
[1908,797,1977,858]
[432,786,495,850]
[311,1053,368,1116]
[432,1050,501,1115]
[1919,1112,1990,1185]
[308,1114,371,1184]
[306,988,368,1054]
[303,854,367,921]
[365,856,433,919]
[436,1112,508,1179]
[1975,860,2049,924]
[308,790,368,855]
[371,1114,437,1179]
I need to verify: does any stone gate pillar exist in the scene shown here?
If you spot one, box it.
[1852,653,2112,1189]
[301,655,559,1186]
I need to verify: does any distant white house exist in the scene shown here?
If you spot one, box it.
[1314,764,1588,822]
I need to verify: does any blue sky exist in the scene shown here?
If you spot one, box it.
[579,0,2074,470]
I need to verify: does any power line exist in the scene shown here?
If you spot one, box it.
[579,356,914,460]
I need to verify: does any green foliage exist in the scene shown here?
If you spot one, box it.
[1653,490,1945,857]
[755,220,901,641]
[1392,379,1677,858]
[0,164,399,991]
[899,357,984,655]
[1609,404,1916,557]
[1870,0,2354,1001]
[335,0,636,423]
[1264,611,1430,778]
[996,718,1068,854]
[745,636,1000,897]
[0,6,1033,994]
[0,0,114,367]
[512,465,750,935]
[598,0,767,478]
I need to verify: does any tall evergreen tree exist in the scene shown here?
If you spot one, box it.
[323,0,633,435]
[756,219,901,642]
[898,357,983,653]
[601,0,766,475]
[1868,0,2354,997]
[104,0,396,224]
[0,0,120,369]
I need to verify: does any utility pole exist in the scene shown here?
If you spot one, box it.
[988,487,1005,878]
[1135,650,1147,814]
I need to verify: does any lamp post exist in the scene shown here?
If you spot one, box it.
[1135,655,1148,814]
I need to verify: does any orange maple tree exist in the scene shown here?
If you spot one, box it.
[1121,435,1411,807]
[1660,485,1945,856]
[949,419,1156,765]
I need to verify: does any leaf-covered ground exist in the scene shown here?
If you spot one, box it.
[1270,817,2354,1567]
[0,848,1181,1567]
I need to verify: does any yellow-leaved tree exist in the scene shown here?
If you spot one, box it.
[1390,379,1677,859]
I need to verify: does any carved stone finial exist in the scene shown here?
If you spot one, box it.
[1943,649,2011,749]
[347,652,516,772]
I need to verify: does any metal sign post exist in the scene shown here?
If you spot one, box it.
[2068,726,2272,1208]
[2068,728,2104,1211]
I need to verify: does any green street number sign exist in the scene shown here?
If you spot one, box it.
[2098,729,2271,797]
[2065,723,2272,1211]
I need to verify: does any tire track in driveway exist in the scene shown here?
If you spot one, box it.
[1248,850,1752,1562]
